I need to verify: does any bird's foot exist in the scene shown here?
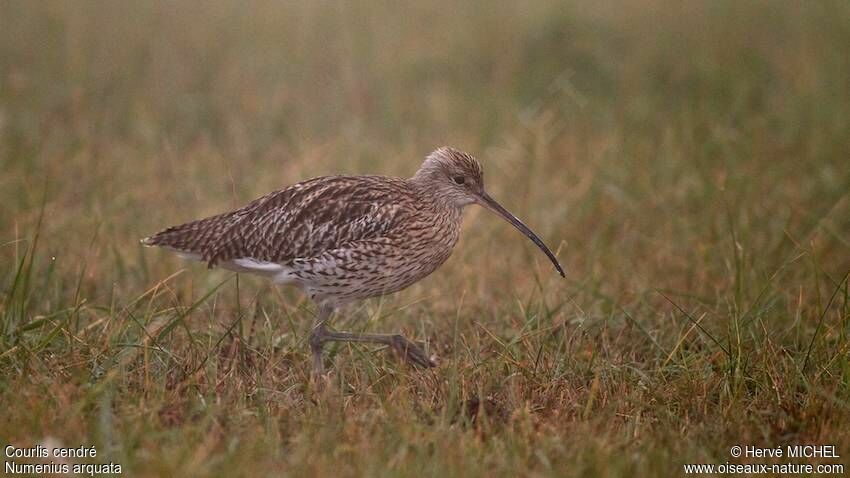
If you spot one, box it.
[388,334,437,368]
[309,327,328,379]
[311,357,326,380]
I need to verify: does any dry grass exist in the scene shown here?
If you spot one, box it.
[2,1,849,476]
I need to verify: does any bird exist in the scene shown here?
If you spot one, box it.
[142,147,564,376]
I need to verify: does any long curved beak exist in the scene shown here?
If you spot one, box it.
[478,192,565,277]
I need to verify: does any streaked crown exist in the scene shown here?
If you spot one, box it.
[412,147,484,207]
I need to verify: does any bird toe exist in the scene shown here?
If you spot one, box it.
[390,335,437,368]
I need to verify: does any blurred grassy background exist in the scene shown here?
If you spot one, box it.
[2,1,849,476]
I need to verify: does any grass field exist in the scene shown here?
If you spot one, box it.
[2,1,850,476]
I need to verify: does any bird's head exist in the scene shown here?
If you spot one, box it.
[414,146,485,207]
[413,147,565,277]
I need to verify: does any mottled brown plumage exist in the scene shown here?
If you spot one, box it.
[143,147,564,375]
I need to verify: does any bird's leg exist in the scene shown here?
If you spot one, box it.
[321,330,436,368]
[309,305,334,377]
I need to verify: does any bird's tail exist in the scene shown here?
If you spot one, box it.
[141,216,221,261]
[141,209,249,268]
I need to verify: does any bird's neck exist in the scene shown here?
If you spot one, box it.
[407,176,465,218]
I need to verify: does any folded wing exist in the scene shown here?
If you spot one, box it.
[143,176,411,268]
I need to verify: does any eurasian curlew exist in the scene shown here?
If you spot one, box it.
[142,147,564,375]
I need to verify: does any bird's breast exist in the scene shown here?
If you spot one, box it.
[368,210,462,290]
[293,207,463,304]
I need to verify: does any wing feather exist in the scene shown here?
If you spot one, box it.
[144,176,414,268]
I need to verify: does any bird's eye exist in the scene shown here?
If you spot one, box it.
[453,176,465,185]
